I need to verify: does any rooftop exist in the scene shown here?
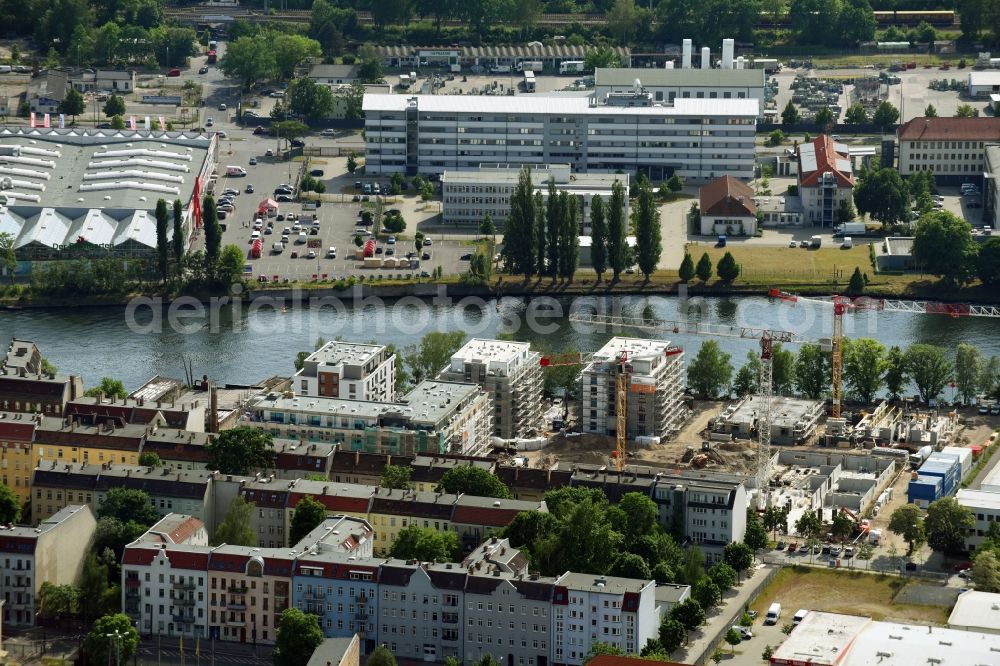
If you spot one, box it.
[363,93,759,117]
[771,611,871,665]
[305,341,386,369]
[883,236,914,257]
[450,338,534,364]
[555,572,652,594]
[595,67,766,88]
[307,64,360,80]
[898,116,1000,141]
[798,134,854,188]
[654,583,691,604]
[306,637,359,666]
[699,175,756,218]
[0,504,91,541]
[591,336,676,362]
[139,513,206,546]
[373,44,630,60]
[957,488,1000,511]
[442,164,627,189]
[844,618,1000,665]
[723,395,824,428]
[948,590,1000,631]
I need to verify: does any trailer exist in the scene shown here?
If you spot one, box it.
[207,50,217,64]
[754,58,781,73]
[523,71,536,93]
[519,60,543,72]
[559,60,585,74]
[834,221,867,236]
[909,445,933,469]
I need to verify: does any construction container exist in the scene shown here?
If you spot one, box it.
[940,446,973,479]
[908,475,943,508]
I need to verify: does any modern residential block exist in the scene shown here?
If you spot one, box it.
[294,342,396,402]
[578,337,686,440]
[362,93,757,182]
[438,339,543,440]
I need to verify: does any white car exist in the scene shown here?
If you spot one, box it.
[205,118,214,127]
[270,91,285,98]
[327,246,337,258]
[320,129,336,137]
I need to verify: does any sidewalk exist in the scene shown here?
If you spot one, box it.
[676,562,780,666]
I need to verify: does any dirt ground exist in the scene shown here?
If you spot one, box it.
[750,567,951,625]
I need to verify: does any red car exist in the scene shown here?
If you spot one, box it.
[253,125,265,135]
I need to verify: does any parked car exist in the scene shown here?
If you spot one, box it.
[199,66,209,74]
[321,129,336,137]
[248,157,257,166]
[245,184,255,193]
[310,169,324,177]
[423,237,432,246]
[276,194,292,202]
[205,118,214,127]
[218,103,227,111]
[731,626,753,640]
[270,91,285,98]
[265,149,274,157]
[253,126,266,135]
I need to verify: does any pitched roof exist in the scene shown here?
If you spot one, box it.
[797,135,854,188]
[589,656,691,666]
[898,116,1000,141]
[698,176,756,218]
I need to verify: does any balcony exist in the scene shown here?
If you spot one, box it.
[442,613,458,625]
[173,596,196,606]
[227,584,248,594]
[172,614,196,624]
[225,616,245,627]
[356,594,369,605]
[304,589,325,600]
[227,602,247,611]
[173,580,196,591]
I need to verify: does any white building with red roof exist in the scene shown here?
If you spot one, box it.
[796,135,855,227]
[898,116,1000,181]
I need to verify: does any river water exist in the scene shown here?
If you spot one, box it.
[1,294,997,391]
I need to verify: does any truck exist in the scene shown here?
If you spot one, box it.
[519,60,543,72]
[398,74,411,88]
[868,529,883,546]
[834,221,866,236]
[559,60,585,74]
[810,235,822,248]
[207,50,217,64]
[910,445,933,469]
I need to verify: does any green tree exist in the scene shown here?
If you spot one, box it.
[884,346,908,400]
[98,487,160,526]
[633,175,662,278]
[814,106,835,125]
[763,506,788,537]
[912,211,977,285]
[501,167,536,276]
[872,101,900,130]
[725,627,742,653]
[557,190,580,278]
[924,496,974,556]
[853,166,911,227]
[205,427,276,475]
[845,103,867,124]
[155,198,169,283]
[110,114,125,130]
[84,614,139,665]
[889,503,926,555]
[273,34,322,79]
[609,552,652,579]
[857,541,875,569]
[707,562,738,591]
[390,524,461,562]
[678,252,695,283]
[203,196,221,265]
[831,511,854,543]
[607,0,640,43]
[544,178,559,275]
[924,104,938,117]
[670,598,706,637]
[847,266,865,296]
[38,582,79,624]
[972,550,1000,592]
[0,232,16,283]
[403,331,466,385]
[213,496,256,546]
[358,46,384,83]
[286,78,334,120]
[716,251,739,282]
[744,511,770,553]
[765,129,785,147]
[781,100,800,125]
[0,484,21,525]
[977,237,1000,286]
[172,199,184,270]
[606,180,628,278]
[366,646,397,666]
[693,578,722,609]
[956,103,979,118]
[381,464,413,490]
[274,608,324,666]
[956,343,984,404]
[85,377,127,399]
[480,213,497,249]
[615,492,659,539]
[584,642,626,661]
[436,467,512,499]
[103,94,125,118]
[687,340,733,398]
[290,496,328,546]
[659,616,686,652]
[843,338,886,403]
[346,152,357,174]
[273,120,311,148]
[220,35,276,90]
[904,343,952,403]
[724,542,754,579]
[58,87,86,122]
[695,252,713,281]
[794,343,829,399]
[666,173,684,192]
[138,452,161,468]
[585,194,607,280]
[795,511,823,539]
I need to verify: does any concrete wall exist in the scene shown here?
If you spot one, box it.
[35,505,97,596]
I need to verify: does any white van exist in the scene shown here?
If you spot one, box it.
[225,166,247,177]
[296,231,307,244]
[765,603,782,625]
[841,236,853,249]
[793,609,809,626]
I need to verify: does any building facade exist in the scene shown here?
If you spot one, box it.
[797,135,855,227]
[898,117,1000,182]
[0,412,37,505]
[593,68,766,114]
[362,93,757,183]
[578,337,686,440]
[294,342,396,402]
[441,164,628,233]
[698,175,758,236]
[0,338,84,415]
[439,339,543,440]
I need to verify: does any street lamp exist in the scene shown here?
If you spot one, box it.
[106,629,124,666]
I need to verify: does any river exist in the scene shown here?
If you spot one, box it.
[1,294,998,391]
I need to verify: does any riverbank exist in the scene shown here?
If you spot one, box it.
[2,271,999,309]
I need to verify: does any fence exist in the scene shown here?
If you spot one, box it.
[303,144,365,157]
[692,564,781,665]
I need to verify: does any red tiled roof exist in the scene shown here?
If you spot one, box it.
[122,547,158,566]
[898,116,1000,141]
[0,421,35,441]
[287,491,370,513]
[589,656,692,666]
[798,135,854,188]
[168,550,210,570]
[698,176,756,218]
[451,504,523,528]
[168,517,204,545]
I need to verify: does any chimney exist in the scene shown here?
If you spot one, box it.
[701,47,710,69]
[682,39,692,69]
[354,450,360,466]
[97,391,105,404]
[210,385,219,434]
[722,38,735,70]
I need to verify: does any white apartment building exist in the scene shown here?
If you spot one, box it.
[294,341,396,402]
[797,135,855,228]
[593,68,766,113]
[441,164,628,233]
[438,339,543,440]
[897,117,1000,182]
[579,337,686,440]
[362,93,757,183]
[552,573,657,665]
[957,488,1000,552]
[0,504,96,626]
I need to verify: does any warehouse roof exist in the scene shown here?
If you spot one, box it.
[898,116,1000,141]
[363,93,759,117]
[595,67,765,88]
[948,590,1000,632]
[373,44,630,60]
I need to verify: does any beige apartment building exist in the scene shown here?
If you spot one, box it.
[294,341,396,401]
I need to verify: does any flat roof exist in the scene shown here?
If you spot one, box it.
[727,395,823,426]
[555,572,651,594]
[399,380,483,425]
[307,341,385,368]
[595,67,766,88]
[948,590,1000,630]
[592,336,675,360]
[969,71,1000,86]
[957,488,1000,511]
[884,236,914,256]
[771,611,871,665]
[451,338,533,364]
[442,164,627,188]
[363,93,759,117]
[843,618,1000,665]
[981,458,1000,489]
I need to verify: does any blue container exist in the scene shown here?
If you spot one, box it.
[908,475,942,506]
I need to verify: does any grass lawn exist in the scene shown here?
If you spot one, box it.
[688,243,874,282]
[750,566,950,625]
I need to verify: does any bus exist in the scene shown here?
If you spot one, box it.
[523,71,536,93]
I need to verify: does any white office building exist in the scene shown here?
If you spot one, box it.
[897,117,1000,182]
[957,488,1000,552]
[362,93,757,182]
[441,164,628,233]
[294,341,396,402]
[593,68,766,114]
[578,337,686,439]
